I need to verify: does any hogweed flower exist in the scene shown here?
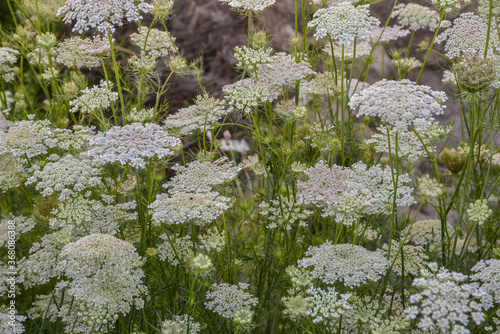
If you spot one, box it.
[472,259,500,309]
[0,47,20,82]
[392,4,440,31]
[57,0,153,34]
[205,283,259,319]
[308,2,380,45]
[365,126,424,162]
[405,268,488,333]
[218,0,276,12]
[56,234,147,319]
[436,13,500,59]
[149,192,232,226]
[453,53,496,92]
[157,234,193,266]
[259,196,312,229]
[304,287,352,325]
[161,315,201,334]
[199,228,226,253]
[417,174,446,199]
[298,242,389,287]
[87,123,180,169]
[223,78,273,112]
[130,28,177,58]
[466,199,492,225]
[349,79,447,132]
[69,81,118,114]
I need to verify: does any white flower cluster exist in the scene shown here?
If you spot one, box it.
[25,154,102,199]
[223,78,273,113]
[466,199,492,225]
[0,153,23,192]
[149,192,232,226]
[436,13,500,59]
[205,283,259,319]
[218,0,275,12]
[126,107,155,123]
[305,287,352,325]
[0,307,26,334]
[166,158,241,194]
[0,119,53,158]
[57,234,146,317]
[162,314,201,334]
[0,47,20,82]
[401,219,452,246]
[199,228,226,253]
[255,52,315,100]
[299,72,340,99]
[350,79,447,132]
[417,174,446,199]
[298,242,389,287]
[298,161,353,207]
[323,41,373,63]
[382,243,429,276]
[57,0,153,34]
[431,0,470,13]
[163,95,230,136]
[157,233,193,266]
[87,123,180,169]
[350,162,414,216]
[405,268,488,334]
[472,259,500,308]
[130,28,176,58]
[56,36,110,68]
[233,46,275,73]
[69,81,118,114]
[19,234,61,288]
[365,126,424,162]
[0,216,35,247]
[391,4,440,31]
[308,2,379,45]
[259,195,312,229]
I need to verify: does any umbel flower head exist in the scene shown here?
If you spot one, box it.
[405,266,488,334]
[218,0,276,12]
[57,0,153,34]
[87,123,181,169]
[298,242,389,287]
[205,282,259,319]
[0,47,20,82]
[308,2,380,45]
[349,79,447,132]
[56,234,147,318]
[391,3,440,31]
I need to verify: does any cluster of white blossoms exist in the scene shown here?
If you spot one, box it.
[365,126,424,162]
[401,219,453,246]
[309,2,379,45]
[126,107,155,123]
[149,191,232,225]
[163,95,230,136]
[437,13,500,59]
[57,0,153,34]
[298,242,389,287]
[69,81,118,114]
[472,259,500,309]
[157,233,193,266]
[0,307,26,334]
[298,161,353,207]
[431,0,470,13]
[0,47,20,82]
[350,162,414,216]
[233,46,275,73]
[254,52,315,100]
[161,314,201,334]
[25,154,102,199]
[56,234,146,318]
[299,72,340,99]
[205,283,259,319]
[87,123,180,169]
[165,157,241,194]
[259,195,312,230]
[0,119,53,159]
[223,78,273,113]
[381,243,429,276]
[304,287,352,325]
[199,228,226,253]
[405,267,488,334]
[323,41,372,63]
[350,79,447,132]
[466,199,492,225]
[218,0,275,12]
[130,28,176,58]
[56,36,110,68]
[417,174,446,199]
[391,3,440,31]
